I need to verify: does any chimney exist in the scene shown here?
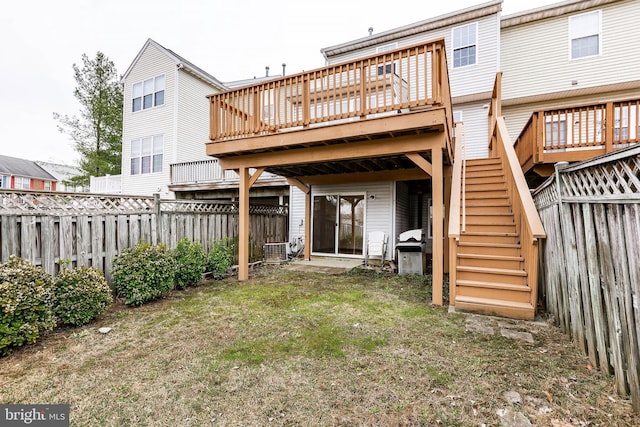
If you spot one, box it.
[265,66,270,77]
[282,63,286,76]
[368,27,373,36]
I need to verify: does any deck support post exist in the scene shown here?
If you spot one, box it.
[432,147,444,306]
[238,167,250,281]
[304,190,311,260]
[237,167,265,281]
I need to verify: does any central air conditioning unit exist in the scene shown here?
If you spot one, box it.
[263,242,288,264]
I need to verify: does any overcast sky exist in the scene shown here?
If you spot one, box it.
[0,0,559,166]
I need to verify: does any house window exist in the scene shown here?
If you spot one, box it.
[130,135,163,175]
[0,175,6,188]
[453,23,477,68]
[570,11,601,59]
[132,75,165,112]
[15,176,30,189]
[545,117,567,147]
[44,181,52,191]
[376,43,398,53]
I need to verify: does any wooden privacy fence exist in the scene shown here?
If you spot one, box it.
[0,190,288,282]
[533,145,640,411]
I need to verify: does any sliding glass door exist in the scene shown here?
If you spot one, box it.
[312,194,364,256]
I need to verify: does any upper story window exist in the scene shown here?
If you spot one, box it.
[0,175,6,188]
[570,11,601,59]
[44,181,52,191]
[376,43,398,54]
[453,23,477,68]
[130,135,163,175]
[14,176,30,190]
[132,75,165,112]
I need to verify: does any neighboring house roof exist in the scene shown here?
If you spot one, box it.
[35,161,82,182]
[320,0,503,59]
[0,155,57,181]
[502,0,623,27]
[121,38,228,91]
[224,74,283,89]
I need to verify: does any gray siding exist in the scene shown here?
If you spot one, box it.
[325,13,500,99]
[454,101,490,159]
[176,72,222,163]
[501,0,640,102]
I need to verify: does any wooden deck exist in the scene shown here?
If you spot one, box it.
[205,39,454,304]
[514,98,640,181]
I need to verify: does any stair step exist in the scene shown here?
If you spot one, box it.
[465,163,503,173]
[460,232,519,245]
[466,158,501,166]
[466,170,505,179]
[465,189,509,198]
[465,175,506,185]
[457,253,523,269]
[465,205,513,215]
[466,198,510,205]
[454,295,535,320]
[466,182,507,191]
[456,279,529,292]
[463,223,516,234]
[457,242,522,257]
[465,212,514,222]
[456,265,527,285]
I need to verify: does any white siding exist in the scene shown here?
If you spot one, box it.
[176,72,222,163]
[121,44,175,196]
[394,182,410,245]
[502,1,640,101]
[454,101,490,159]
[325,13,500,99]
[289,186,306,244]
[289,182,394,259]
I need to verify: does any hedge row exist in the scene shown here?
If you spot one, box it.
[0,238,234,356]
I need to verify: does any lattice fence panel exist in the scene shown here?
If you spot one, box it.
[534,180,558,210]
[561,155,640,199]
[0,190,154,215]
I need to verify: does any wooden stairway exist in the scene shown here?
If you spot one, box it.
[453,157,536,320]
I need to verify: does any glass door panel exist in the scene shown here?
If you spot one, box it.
[338,195,364,255]
[312,195,337,253]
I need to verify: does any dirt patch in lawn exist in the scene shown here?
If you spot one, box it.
[0,267,637,426]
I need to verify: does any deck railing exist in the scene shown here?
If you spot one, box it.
[170,159,280,185]
[208,39,450,142]
[514,98,640,172]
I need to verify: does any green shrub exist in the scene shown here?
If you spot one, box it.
[54,266,112,326]
[173,238,206,289]
[112,243,176,306]
[207,238,234,280]
[0,256,56,356]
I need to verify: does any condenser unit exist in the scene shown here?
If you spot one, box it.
[263,242,287,264]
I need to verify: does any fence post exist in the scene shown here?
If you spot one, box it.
[154,193,162,245]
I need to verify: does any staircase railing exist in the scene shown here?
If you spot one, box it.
[448,122,467,302]
[489,73,546,306]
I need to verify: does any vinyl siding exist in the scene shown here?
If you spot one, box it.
[325,13,499,99]
[289,186,306,244]
[454,101,489,159]
[501,0,640,102]
[290,182,394,259]
[121,44,175,196]
[394,182,410,247]
[176,71,223,163]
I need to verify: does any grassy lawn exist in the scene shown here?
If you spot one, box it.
[0,267,637,426]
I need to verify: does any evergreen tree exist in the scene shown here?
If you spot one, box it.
[54,52,123,186]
